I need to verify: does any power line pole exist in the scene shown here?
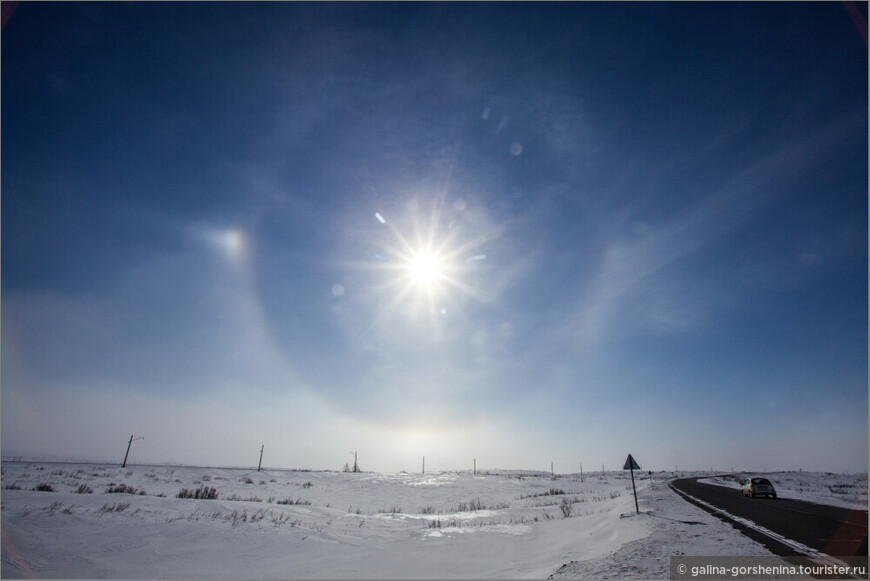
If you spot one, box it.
[121,435,143,468]
[258,445,264,472]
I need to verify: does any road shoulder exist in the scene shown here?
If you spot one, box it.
[549,479,780,578]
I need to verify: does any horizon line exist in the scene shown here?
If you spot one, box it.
[1,456,863,476]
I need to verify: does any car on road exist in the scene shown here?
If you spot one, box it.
[741,477,777,498]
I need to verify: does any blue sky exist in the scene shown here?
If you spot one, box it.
[2,2,867,473]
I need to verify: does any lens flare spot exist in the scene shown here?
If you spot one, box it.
[499,322,514,338]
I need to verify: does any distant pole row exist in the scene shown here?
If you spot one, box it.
[122,436,627,477]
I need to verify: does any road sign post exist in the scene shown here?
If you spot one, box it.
[623,454,641,513]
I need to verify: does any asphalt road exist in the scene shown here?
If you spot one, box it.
[670,477,868,558]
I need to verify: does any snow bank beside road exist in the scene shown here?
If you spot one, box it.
[549,476,783,578]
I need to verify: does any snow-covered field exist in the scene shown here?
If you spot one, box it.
[698,472,868,511]
[1,463,863,579]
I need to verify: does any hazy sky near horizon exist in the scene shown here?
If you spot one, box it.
[2,2,867,473]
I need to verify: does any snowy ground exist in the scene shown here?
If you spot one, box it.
[1,463,865,579]
[698,472,868,511]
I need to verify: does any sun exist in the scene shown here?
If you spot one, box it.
[356,198,498,321]
[407,250,444,288]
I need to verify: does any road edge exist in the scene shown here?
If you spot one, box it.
[669,477,863,577]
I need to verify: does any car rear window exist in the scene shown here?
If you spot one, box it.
[752,478,772,485]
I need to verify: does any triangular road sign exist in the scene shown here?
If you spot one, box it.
[623,454,641,470]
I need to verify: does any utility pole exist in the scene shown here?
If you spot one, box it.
[422,456,425,475]
[258,445,264,472]
[121,435,144,468]
[353,451,359,473]
[473,458,476,475]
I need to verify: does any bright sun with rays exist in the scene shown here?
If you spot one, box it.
[407,250,445,289]
[361,199,495,321]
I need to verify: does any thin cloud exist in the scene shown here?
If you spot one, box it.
[558,117,864,346]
